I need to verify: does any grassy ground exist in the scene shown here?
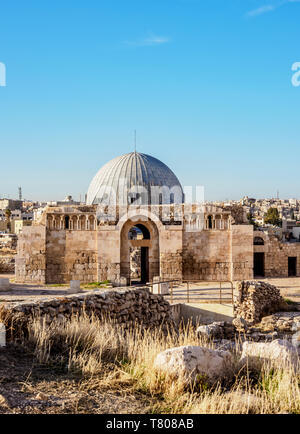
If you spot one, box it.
[45,281,111,289]
[0,314,299,414]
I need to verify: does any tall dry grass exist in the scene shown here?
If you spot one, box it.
[24,313,300,414]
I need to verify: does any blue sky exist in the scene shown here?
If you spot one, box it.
[0,0,299,202]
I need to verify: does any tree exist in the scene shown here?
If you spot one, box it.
[247,212,258,229]
[4,208,11,232]
[264,208,282,227]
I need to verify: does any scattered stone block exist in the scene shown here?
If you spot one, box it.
[292,331,300,351]
[0,278,10,292]
[114,276,127,287]
[232,317,248,332]
[240,339,299,370]
[197,322,224,339]
[154,345,233,384]
[0,323,6,347]
[67,280,81,294]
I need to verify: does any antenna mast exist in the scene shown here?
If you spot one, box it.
[134,130,137,153]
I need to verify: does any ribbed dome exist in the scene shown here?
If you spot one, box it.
[86,152,184,206]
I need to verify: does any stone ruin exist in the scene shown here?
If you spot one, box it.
[0,287,175,342]
[233,280,286,326]
[196,280,300,344]
[0,254,15,274]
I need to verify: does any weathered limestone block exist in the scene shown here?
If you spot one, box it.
[0,278,10,292]
[197,322,225,339]
[292,331,300,350]
[240,339,299,369]
[232,317,248,332]
[154,345,233,384]
[0,324,6,347]
[68,280,81,294]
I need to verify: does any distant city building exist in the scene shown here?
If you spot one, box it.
[0,198,23,211]
[13,219,32,235]
[47,195,80,207]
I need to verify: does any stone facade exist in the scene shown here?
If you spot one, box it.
[253,230,300,277]
[15,226,46,284]
[45,229,97,284]
[15,203,256,285]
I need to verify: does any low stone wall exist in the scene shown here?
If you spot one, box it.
[0,287,174,339]
[0,256,15,273]
[233,281,285,326]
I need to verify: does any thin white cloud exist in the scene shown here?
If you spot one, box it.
[124,34,170,47]
[247,4,276,16]
[246,0,300,17]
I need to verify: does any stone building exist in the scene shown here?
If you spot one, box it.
[14,151,298,285]
[253,231,300,278]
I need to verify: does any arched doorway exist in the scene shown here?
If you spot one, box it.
[129,224,150,283]
[120,218,159,285]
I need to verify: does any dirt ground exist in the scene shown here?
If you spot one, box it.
[0,344,153,414]
[1,274,300,304]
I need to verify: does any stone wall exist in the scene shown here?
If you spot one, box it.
[183,230,231,281]
[254,231,300,277]
[230,225,253,281]
[159,225,183,280]
[0,255,15,273]
[98,226,121,283]
[233,280,285,325]
[15,205,257,286]
[45,230,97,283]
[15,226,46,284]
[0,287,174,339]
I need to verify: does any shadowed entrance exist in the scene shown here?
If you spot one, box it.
[254,252,265,277]
[129,225,150,284]
[121,219,159,285]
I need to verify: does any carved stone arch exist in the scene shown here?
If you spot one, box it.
[119,211,160,284]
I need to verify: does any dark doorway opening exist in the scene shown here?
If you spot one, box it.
[141,247,149,284]
[129,246,149,284]
[288,257,297,277]
[254,252,265,277]
[128,224,151,285]
[65,216,70,229]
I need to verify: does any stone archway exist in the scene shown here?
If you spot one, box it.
[120,218,160,284]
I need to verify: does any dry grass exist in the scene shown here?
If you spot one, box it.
[15,313,300,414]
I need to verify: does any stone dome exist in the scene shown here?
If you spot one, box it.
[86,152,184,206]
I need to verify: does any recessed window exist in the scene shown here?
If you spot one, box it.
[254,236,264,245]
